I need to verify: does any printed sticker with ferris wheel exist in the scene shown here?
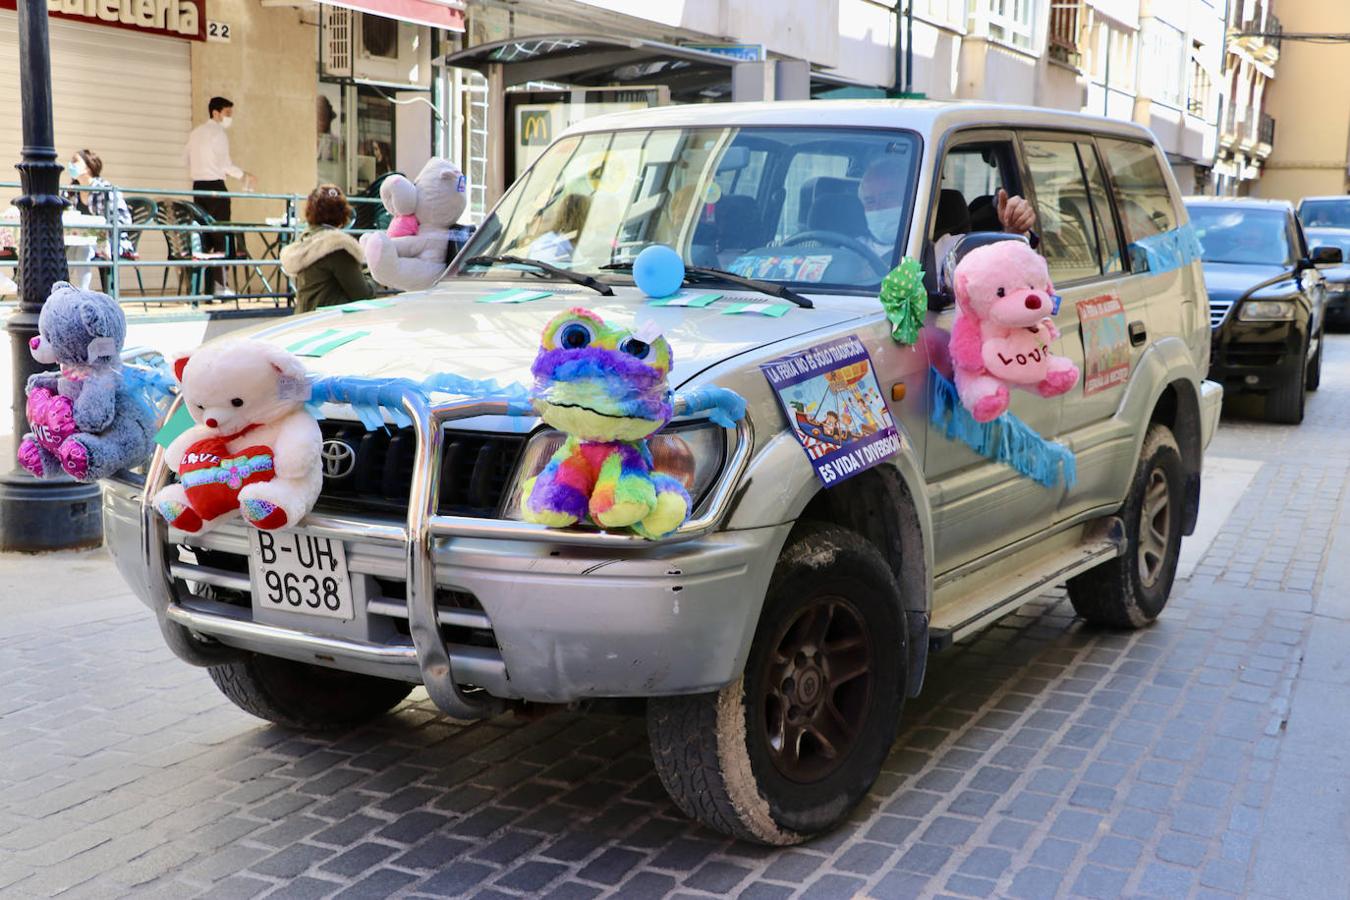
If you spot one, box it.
[760,335,904,485]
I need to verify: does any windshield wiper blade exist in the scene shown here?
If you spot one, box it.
[463,255,614,296]
[683,266,814,308]
[600,262,814,308]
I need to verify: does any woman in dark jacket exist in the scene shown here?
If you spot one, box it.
[280,184,375,314]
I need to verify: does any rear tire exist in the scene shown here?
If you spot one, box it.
[1067,425,1184,628]
[647,523,906,844]
[209,655,414,731]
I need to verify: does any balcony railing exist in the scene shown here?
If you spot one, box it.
[1048,0,1081,66]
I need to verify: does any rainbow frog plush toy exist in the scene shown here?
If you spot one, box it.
[950,239,1080,423]
[521,308,691,540]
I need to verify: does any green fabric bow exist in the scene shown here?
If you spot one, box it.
[879,257,927,345]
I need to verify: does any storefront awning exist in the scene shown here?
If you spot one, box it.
[441,34,877,101]
[315,0,464,32]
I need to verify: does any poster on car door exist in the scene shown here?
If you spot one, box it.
[1076,294,1130,395]
[760,335,903,485]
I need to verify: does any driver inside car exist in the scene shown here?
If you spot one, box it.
[857,157,1038,262]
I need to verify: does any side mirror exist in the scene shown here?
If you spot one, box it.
[1311,245,1343,265]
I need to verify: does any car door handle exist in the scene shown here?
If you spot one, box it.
[1129,320,1147,346]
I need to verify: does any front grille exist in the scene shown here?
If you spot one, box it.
[315,420,526,519]
[1209,299,1234,327]
[1224,342,1286,368]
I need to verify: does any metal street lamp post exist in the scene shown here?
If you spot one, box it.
[0,0,103,550]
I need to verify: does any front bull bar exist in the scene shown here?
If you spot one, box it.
[138,388,754,720]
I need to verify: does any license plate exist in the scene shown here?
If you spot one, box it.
[248,530,355,621]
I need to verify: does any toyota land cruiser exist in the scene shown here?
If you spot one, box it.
[105,101,1221,844]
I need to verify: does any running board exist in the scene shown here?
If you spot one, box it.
[928,517,1126,651]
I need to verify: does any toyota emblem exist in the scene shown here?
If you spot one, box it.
[320,439,356,479]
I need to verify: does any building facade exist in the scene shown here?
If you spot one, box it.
[3,0,1293,225]
[1259,0,1350,203]
[1214,0,1280,195]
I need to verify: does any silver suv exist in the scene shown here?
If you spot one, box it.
[105,101,1221,844]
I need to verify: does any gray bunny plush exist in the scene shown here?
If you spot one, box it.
[17,282,155,482]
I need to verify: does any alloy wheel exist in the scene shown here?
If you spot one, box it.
[759,596,874,783]
[1137,467,1172,588]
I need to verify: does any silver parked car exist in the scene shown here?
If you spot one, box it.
[105,101,1221,843]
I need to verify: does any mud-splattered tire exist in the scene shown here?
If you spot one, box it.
[209,655,413,731]
[647,523,906,844]
[1067,425,1183,628]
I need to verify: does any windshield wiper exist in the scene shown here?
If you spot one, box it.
[600,262,813,309]
[463,255,614,296]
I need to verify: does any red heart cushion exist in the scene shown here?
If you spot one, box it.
[179,437,276,523]
[26,387,76,453]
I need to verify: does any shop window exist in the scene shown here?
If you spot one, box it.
[317,82,346,189]
[355,86,395,193]
[1098,138,1178,271]
[1023,139,1101,283]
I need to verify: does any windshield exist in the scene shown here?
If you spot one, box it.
[1300,199,1350,229]
[1188,206,1292,267]
[459,126,921,292]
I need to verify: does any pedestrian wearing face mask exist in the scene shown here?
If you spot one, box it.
[184,96,254,295]
[64,149,133,260]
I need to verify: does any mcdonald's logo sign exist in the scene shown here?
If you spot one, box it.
[519,110,553,146]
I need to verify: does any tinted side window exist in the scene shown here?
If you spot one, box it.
[1077,143,1125,275]
[1023,139,1101,283]
[1098,138,1177,271]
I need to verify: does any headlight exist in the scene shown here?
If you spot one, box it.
[502,421,728,521]
[1238,300,1296,321]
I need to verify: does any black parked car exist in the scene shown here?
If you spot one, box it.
[1303,227,1350,329]
[1185,197,1341,424]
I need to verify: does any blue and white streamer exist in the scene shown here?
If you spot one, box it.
[929,368,1076,489]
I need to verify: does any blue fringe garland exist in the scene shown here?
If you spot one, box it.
[929,368,1076,489]
[117,360,746,434]
[306,373,534,430]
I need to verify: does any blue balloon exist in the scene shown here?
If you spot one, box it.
[633,244,685,298]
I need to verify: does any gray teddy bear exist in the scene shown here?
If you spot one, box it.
[18,282,156,482]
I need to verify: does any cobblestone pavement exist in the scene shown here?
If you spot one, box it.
[4,338,1350,900]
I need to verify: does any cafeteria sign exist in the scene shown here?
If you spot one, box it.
[0,0,207,41]
[761,335,903,485]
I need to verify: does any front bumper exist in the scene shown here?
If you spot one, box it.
[1208,317,1307,392]
[106,390,774,717]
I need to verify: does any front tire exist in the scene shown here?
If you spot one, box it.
[1266,345,1307,424]
[209,655,414,731]
[1068,424,1184,628]
[1306,333,1323,392]
[647,524,906,844]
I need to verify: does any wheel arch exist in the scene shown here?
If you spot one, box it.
[792,463,932,696]
[1148,378,1203,535]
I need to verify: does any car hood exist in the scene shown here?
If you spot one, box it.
[1201,261,1297,303]
[235,280,877,391]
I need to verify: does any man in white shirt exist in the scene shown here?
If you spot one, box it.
[185,96,252,294]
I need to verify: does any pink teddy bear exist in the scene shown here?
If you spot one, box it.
[950,240,1080,423]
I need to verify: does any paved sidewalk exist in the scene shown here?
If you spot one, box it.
[1,338,1349,899]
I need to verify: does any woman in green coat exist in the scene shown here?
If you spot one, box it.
[280,184,376,314]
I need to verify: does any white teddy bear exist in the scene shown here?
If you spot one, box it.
[360,157,468,293]
[153,340,322,535]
